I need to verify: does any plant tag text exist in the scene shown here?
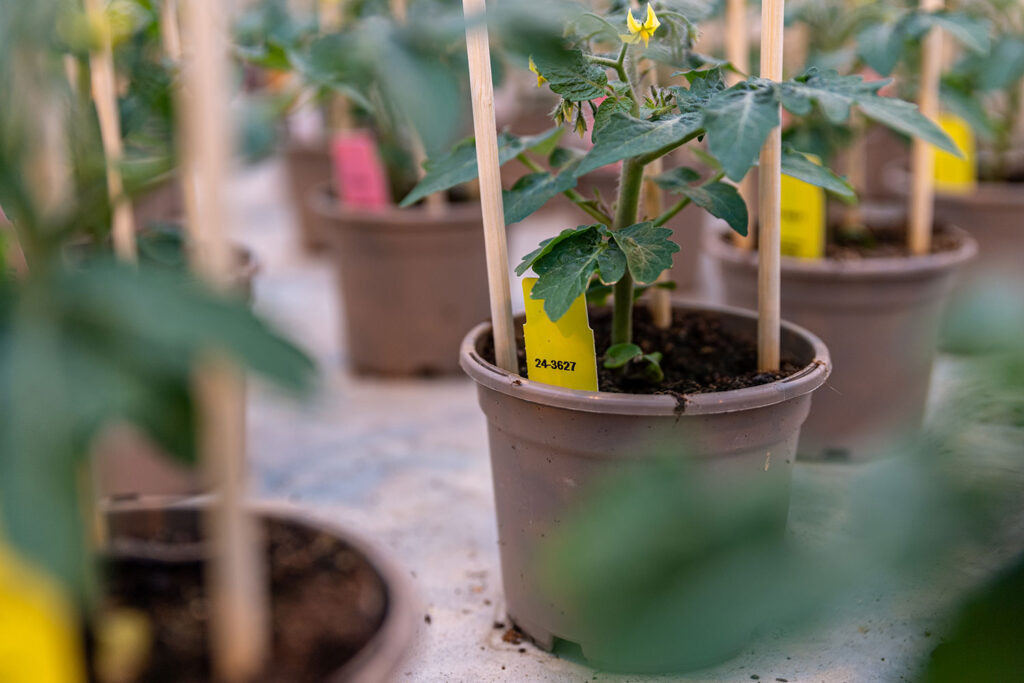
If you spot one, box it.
[780,156,826,259]
[331,129,392,209]
[934,113,976,195]
[522,278,598,392]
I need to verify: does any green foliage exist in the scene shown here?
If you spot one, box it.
[702,78,781,181]
[531,49,609,102]
[653,167,748,235]
[603,343,664,383]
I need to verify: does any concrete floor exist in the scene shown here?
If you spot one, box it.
[234,159,1022,683]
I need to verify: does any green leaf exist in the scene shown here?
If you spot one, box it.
[604,343,644,369]
[671,68,727,115]
[531,48,609,102]
[780,148,856,201]
[400,127,563,207]
[549,146,585,169]
[653,169,749,236]
[856,95,962,157]
[911,11,991,55]
[575,112,703,176]
[503,167,579,224]
[781,69,885,124]
[530,226,612,322]
[517,224,596,277]
[611,222,680,284]
[592,97,633,143]
[702,79,780,181]
[856,21,906,77]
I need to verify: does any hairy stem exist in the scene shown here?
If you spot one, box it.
[611,158,646,346]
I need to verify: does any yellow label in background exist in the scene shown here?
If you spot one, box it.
[780,163,826,260]
[522,278,598,392]
[935,113,977,194]
[0,541,86,683]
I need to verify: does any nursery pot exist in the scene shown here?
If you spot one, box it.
[283,139,333,251]
[707,228,976,461]
[460,303,830,672]
[311,184,489,376]
[933,184,1022,280]
[103,501,417,682]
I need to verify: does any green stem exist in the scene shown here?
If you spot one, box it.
[515,153,613,224]
[653,171,725,226]
[610,158,646,346]
[587,55,620,69]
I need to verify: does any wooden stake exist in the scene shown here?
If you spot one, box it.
[726,0,756,251]
[757,0,784,372]
[390,0,446,216]
[462,0,517,374]
[85,0,137,261]
[909,0,944,256]
[159,0,201,244]
[179,1,269,681]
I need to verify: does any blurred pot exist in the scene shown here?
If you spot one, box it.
[707,226,976,461]
[132,174,185,229]
[311,185,489,376]
[103,501,417,683]
[283,139,333,251]
[460,303,830,672]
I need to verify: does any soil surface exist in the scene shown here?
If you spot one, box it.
[97,518,388,683]
[734,224,964,261]
[824,224,964,260]
[482,308,801,397]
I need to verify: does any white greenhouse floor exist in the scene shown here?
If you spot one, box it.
[233,158,1023,683]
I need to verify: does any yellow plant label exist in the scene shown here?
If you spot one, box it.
[780,158,826,260]
[522,278,598,392]
[935,113,977,194]
[0,541,86,683]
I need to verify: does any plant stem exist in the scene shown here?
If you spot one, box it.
[611,158,646,346]
[653,197,691,227]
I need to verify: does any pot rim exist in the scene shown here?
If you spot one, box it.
[308,182,481,231]
[102,496,419,683]
[459,302,831,417]
[886,162,1024,208]
[704,225,977,280]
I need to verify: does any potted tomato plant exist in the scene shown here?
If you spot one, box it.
[413,0,958,670]
[709,5,982,461]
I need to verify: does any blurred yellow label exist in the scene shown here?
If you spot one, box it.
[935,113,977,194]
[780,157,826,260]
[0,542,85,683]
[522,278,598,392]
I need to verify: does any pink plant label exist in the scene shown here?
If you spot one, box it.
[331,130,392,209]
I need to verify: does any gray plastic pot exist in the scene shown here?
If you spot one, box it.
[311,185,489,376]
[283,140,333,251]
[707,227,976,461]
[104,500,418,682]
[933,185,1021,280]
[460,303,830,671]
[886,163,1022,281]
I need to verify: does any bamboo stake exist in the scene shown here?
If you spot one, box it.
[390,0,446,215]
[726,0,756,251]
[159,0,201,244]
[462,0,517,374]
[757,0,784,372]
[909,0,944,256]
[85,0,137,261]
[179,1,269,681]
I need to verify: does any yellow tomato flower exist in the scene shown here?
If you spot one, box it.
[621,4,661,48]
[528,57,547,88]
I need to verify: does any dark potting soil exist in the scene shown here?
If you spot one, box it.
[824,224,964,260]
[97,519,388,683]
[482,308,800,396]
